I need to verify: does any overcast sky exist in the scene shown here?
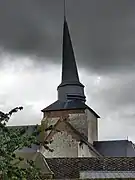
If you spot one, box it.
[0,0,135,142]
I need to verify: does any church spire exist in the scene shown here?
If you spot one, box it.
[61,17,80,83]
[61,0,80,83]
[57,1,86,102]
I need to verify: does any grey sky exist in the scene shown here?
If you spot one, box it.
[0,0,135,72]
[0,0,135,142]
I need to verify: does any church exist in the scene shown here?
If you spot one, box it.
[40,16,135,158]
[16,12,135,179]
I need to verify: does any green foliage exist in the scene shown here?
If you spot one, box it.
[0,107,43,180]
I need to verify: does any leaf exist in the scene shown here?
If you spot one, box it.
[0,107,45,179]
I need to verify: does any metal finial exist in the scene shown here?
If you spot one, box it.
[64,0,66,20]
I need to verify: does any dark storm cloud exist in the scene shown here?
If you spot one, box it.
[0,0,135,73]
[0,0,63,58]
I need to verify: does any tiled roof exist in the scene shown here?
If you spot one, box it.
[46,157,135,179]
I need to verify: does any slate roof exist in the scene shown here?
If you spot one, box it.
[93,140,135,157]
[61,17,80,84]
[46,157,135,179]
[41,99,100,118]
[41,18,100,118]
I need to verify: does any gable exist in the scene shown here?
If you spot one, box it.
[42,118,101,157]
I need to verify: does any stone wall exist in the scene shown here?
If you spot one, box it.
[69,113,88,138]
[86,109,98,144]
[42,131,78,157]
[78,142,94,157]
[41,108,98,158]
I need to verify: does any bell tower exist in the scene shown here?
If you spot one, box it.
[41,1,100,158]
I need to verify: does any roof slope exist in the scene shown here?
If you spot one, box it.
[42,100,100,118]
[15,151,54,178]
[93,140,135,157]
[46,157,135,179]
